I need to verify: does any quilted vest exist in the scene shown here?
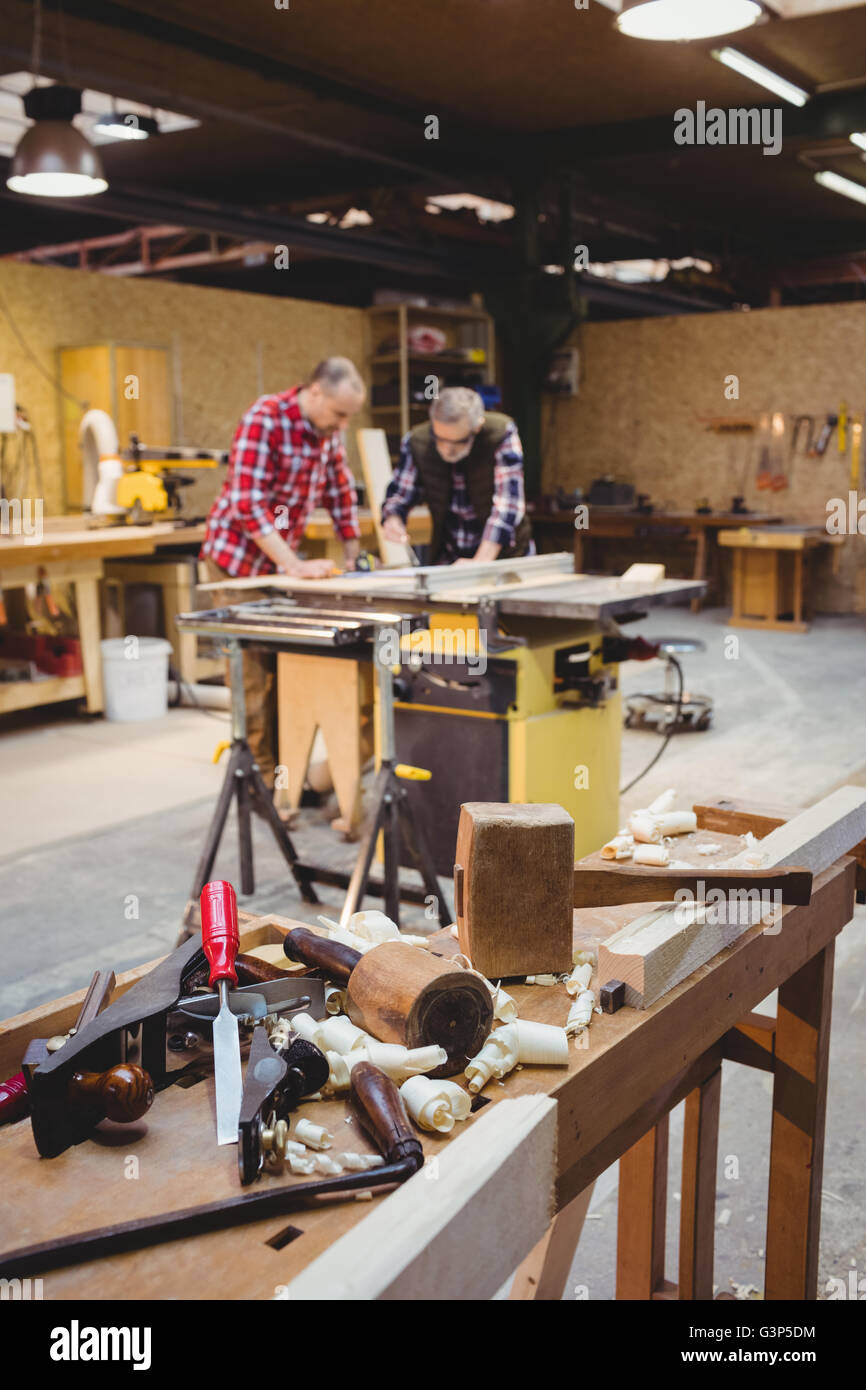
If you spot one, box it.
[407,412,532,562]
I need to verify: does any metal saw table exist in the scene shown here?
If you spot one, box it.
[188,553,705,873]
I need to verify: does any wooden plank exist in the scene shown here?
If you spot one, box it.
[75,572,105,713]
[510,1183,594,1301]
[616,1117,668,1299]
[280,1094,557,1301]
[679,1067,721,1301]
[357,428,417,566]
[0,675,86,715]
[765,944,834,1300]
[727,785,866,875]
[598,787,866,1008]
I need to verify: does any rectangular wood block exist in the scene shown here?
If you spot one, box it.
[454,802,574,979]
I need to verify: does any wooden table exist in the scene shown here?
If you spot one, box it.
[0,799,855,1300]
[570,509,784,613]
[0,518,207,715]
[718,525,843,633]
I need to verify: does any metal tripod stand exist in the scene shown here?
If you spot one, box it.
[179,634,449,938]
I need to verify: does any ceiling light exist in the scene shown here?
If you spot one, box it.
[95,112,158,141]
[7,86,107,196]
[814,170,866,208]
[849,133,866,152]
[712,47,809,106]
[615,0,762,42]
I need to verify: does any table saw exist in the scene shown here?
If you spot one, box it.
[186,553,704,870]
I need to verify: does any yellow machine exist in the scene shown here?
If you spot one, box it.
[116,440,223,522]
[394,608,623,873]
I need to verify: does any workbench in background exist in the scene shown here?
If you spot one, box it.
[0,800,854,1300]
[0,517,206,716]
[557,508,784,612]
[719,525,844,633]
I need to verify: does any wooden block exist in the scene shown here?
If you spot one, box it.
[454,803,574,978]
[693,798,792,838]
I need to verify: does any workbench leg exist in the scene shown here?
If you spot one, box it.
[679,1066,722,1300]
[510,1184,595,1301]
[616,1115,669,1299]
[765,943,834,1300]
[730,550,744,625]
[162,561,199,685]
[793,550,804,627]
[691,529,707,613]
[76,574,104,713]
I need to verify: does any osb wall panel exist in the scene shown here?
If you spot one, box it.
[0,261,369,516]
[542,303,866,613]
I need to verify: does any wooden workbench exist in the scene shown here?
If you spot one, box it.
[718,525,843,632]
[0,517,207,715]
[0,802,855,1300]
[569,508,783,613]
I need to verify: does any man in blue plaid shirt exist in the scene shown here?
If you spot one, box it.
[381,387,533,565]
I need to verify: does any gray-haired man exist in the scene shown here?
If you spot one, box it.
[380,387,533,565]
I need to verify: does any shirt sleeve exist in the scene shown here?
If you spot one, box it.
[482,423,526,548]
[381,435,421,521]
[322,437,361,541]
[227,402,280,537]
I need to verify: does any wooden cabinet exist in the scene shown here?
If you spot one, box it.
[365,302,495,461]
[59,342,174,509]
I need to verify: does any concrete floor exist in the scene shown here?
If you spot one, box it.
[1,606,865,1298]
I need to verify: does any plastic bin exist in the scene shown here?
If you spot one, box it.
[100,637,172,722]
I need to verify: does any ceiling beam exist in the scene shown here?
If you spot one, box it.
[0,175,494,280]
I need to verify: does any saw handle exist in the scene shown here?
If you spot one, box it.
[201,880,240,988]
[68,1064,154,1123]
[349,1061,424,1171]
[283,928,361,984]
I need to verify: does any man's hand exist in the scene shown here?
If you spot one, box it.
[451,557,476,567]
[287,557,337,579]
[382,514,410,546]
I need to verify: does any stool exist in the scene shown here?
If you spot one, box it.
[624,636,712,732]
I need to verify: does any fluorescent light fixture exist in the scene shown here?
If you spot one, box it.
[712,47,809,106]
[616,0,762,41]
[95,112,158,141]
[814,170,866,207]
[849,132,866,152]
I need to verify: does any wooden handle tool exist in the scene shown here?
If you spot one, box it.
[573,863,813,908]
[201,880,243,1146]
[67,1064,154,1124]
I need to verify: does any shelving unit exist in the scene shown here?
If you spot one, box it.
[365,301,496,460]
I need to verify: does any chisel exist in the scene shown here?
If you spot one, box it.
[201,880,244,1145]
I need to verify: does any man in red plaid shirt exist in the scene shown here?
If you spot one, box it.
[202,357,365,790]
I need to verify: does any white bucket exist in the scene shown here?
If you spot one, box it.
[100,636,173,722]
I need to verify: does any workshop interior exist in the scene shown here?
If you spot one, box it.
[1,0,866,1329]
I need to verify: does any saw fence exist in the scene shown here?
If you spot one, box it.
[0,798,858,1300]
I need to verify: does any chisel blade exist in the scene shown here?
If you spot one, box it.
[213,996,243,1146]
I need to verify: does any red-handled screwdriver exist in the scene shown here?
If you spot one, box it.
[201,880,244,1146]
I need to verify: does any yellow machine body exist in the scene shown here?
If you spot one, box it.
[391,609,621,872]
[116,454,220,518]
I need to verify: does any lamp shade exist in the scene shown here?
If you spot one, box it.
[615,0,762,41]
[7,86,107,197]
